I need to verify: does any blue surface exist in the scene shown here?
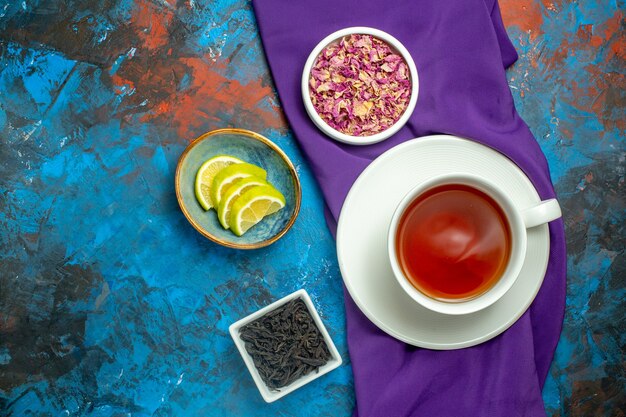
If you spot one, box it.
[0,0,623,415]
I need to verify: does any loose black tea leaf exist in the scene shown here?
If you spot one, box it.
[239,298,332,390]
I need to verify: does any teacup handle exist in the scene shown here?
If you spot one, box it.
[521,198,562,228]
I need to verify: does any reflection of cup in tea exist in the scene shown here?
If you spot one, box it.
[388,173,562,315]
[395,184,511,302]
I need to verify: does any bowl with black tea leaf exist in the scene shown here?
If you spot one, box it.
[229,289,342,402]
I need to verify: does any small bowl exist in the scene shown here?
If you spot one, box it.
[301,27,419,146]
[175,128,301,249]
[229,289,342,403]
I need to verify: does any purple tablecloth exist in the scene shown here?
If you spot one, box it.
[252,0,566,415]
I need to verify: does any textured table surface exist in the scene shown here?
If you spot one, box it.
[0,0,624,416]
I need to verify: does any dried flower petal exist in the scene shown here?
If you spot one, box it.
[309,34,411,137]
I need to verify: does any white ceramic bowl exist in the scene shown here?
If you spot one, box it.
[229,289,342,403]
[301,27,419,146]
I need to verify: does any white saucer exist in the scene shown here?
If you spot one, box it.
[336,135,550,350]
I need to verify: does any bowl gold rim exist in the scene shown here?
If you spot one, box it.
[175,128,302,250]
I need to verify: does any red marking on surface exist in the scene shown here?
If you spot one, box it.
[136,146,156,159]
[577,24,593,43]
[140,101,172,122]
[156,101,171,114]
[111,74,135,95]
[560,126,573,139]
[541,1,559,12]
[134,58,284,139]
[22,233,39,245]
[131,0,174,51]
[597,11,623,43]
[551,43,569,67]
[500,0,544,40]
[0,314,18,332]
[595,11,625,62]
[106,6,286,141]
[568,67,625,131]
[587,67,625,131]
[545,11,626,132]
[551,13,623,67]
[120,169,141,186]
[589,35,603,48]
[611,36,626,61]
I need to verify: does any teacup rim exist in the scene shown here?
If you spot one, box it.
[387,172,527,315]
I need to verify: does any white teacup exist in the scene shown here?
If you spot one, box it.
[388,173,562,315]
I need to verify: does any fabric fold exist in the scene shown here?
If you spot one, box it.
[252,1,565,415]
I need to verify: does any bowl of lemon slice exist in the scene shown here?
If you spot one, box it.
[175,128,301,249]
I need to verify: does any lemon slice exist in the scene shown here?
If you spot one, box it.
[230,185,286,236]
[217,176,268,229]
[210,163,267,207]
[194,155,243,210]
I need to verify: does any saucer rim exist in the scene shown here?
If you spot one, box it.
[336,135,550,349]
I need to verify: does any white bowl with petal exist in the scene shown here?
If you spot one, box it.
[302,27,419,146]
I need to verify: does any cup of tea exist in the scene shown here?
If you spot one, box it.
[387,173,561,315]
